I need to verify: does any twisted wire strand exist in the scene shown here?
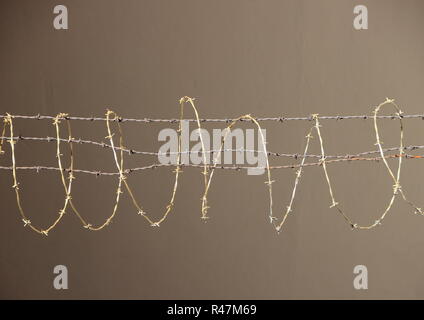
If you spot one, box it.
[2,113,424,123]
[1,97,423,235]
[4,134,424,159]
[1,152,424,176]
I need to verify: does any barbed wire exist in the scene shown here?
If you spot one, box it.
[1,97,423,235]
[2,113,424,123]
[3,135,424,159]
[310,99,422,231]
[1,153,424,176]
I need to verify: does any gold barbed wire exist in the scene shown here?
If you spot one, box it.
[0,97,423,235]
[2,113,74,235]
[64,110,126,231]
[200,114,275,223]
[310,98,423,231]
[105,96,209,227]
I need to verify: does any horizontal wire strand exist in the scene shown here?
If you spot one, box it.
[2,135,424,159]
[2,113,424,123]
[0,153,423,176]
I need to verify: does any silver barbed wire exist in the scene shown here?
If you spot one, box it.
[2,113,424,123]
[2,136,424,159]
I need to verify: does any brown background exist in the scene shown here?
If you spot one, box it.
[1,0,424,299]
